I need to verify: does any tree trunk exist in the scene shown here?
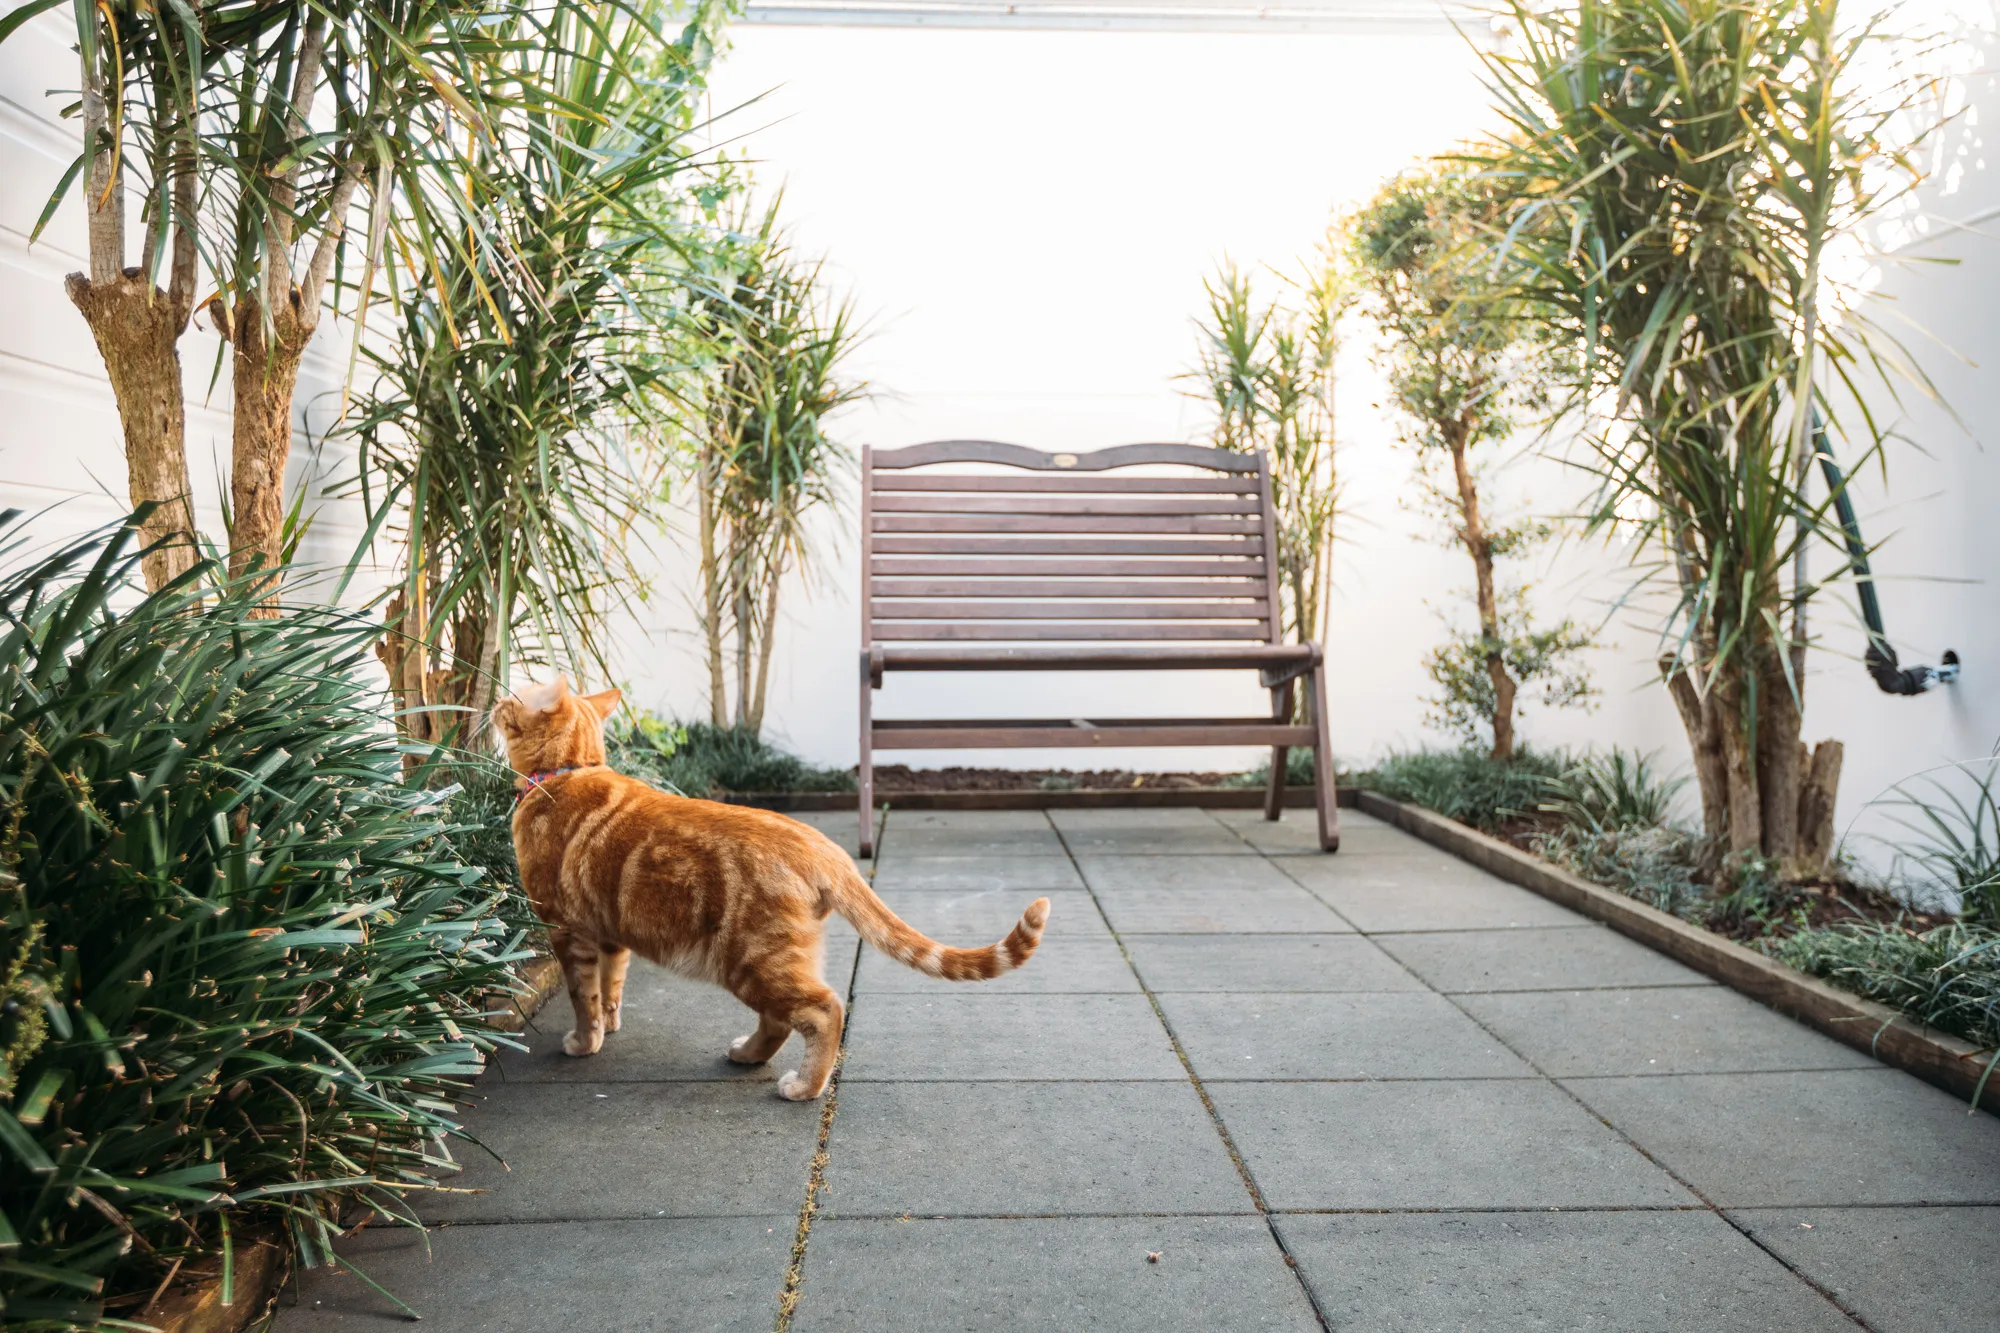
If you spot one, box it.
[748,566,783,737]
[1661,656,1728,845]
[66,22,203,592]
[223,295,310,606]
[1796,740,1844,874]
[1445,427,1515,759]
[697,449,728,727]
[1756,649,1805,865]
[67,275,201,591]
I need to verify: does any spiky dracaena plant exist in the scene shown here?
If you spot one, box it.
[0,512,528,1326]
[352,0,733,751]
[1190,261,1347,654]
[687,195,866,737]
[1474,0,1948,870]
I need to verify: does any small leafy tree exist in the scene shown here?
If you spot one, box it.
[1189,260,1347,649]
[1475,0,1946,868]
[687,195,865,737]
[1348,166,1593,758]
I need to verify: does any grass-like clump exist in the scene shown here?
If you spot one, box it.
[1351,745,1570,832]
[607,714,854,796]
[1775,922,2000,1052]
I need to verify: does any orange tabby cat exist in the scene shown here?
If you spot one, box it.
[494,677,1050,1100]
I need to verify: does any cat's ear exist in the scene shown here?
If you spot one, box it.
[515,678,566,712]
[581,688,622,721]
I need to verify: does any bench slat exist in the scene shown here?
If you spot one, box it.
[874,514,1259,535]
[869,557,1266,577]
[871,537,1265,556]
[873,622,1271,641]
[871,721,1316,748]
[871,440,1259,472]
[873,494,1260,516]
[872,474,1257,494]
[871,600,1270,620]
[871,579,1265,598]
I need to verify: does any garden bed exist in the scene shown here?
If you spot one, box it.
[1357,791,2000,1113]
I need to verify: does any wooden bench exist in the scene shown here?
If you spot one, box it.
[856,440,1338,858]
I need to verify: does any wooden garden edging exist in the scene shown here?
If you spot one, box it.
[1355,790,2000,1114]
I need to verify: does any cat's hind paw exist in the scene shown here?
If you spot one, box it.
[562,1028,603,1057]
[776,1070,819,1101]
[727,1034,770,1065]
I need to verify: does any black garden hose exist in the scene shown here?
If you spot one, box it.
[1811,410,1961,695]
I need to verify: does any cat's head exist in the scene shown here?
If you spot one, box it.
[491,676,622,775]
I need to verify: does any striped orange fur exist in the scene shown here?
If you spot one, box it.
[494,677,1049,1100]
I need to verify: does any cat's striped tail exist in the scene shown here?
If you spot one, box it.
[831,870,1049,981]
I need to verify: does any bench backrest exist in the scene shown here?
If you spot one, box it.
[861,441,1283,650]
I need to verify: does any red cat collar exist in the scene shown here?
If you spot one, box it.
[513,763,604,803]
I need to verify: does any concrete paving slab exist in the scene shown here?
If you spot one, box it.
[1459,986,1880,1077]
[1563,1069,2000,1206]
[839,992,1185,1081]
[791,1216,1320,1332]
[1377,925,1713,992]
[1201,808,1338,856]
[854,934,1138,994]
[1209,1080,1694,1210]
[879,809,1064,856]
[1093,885,1356,935]
[870,854,1084,893]
[276,1216,793,1331]
[1209,809,1407,856]
[787,808,882,862]
[1123,934,1420,993]
[1275,1211,1853,1333]
[821,1081,1248,1215]
[496,961,801,1084]
[1283,860,1586,932]
[1159,991,1535,1081]
[1077,854,1313,893]
[1049,807,1249,855]
[1729,1206,2000,1333]
[420,1081,820,1222]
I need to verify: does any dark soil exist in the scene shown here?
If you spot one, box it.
[870,764,1251,793]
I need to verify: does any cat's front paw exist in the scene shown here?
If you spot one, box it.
[563,1028,604,1057]
[604,1007,622,1034]
[727,1034,769,1065]
[776,1070,819,1101]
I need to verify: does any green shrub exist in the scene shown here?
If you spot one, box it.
[606,715,852,796]
[1533,824,1706,917]
[1777,922,2000,1054]
[1222,748,1320,790]
[0,515,530,1325]
[1353,746,1569,831]
[1539,748,1688,833]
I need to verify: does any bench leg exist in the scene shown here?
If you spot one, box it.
[1262,681,1293,822]
[857,650,875,860]
[1306,660,1339,852]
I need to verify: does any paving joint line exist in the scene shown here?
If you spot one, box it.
[1058,808,1335,1332]
[771,830,875,1332]
[1426,963,1882,1331]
